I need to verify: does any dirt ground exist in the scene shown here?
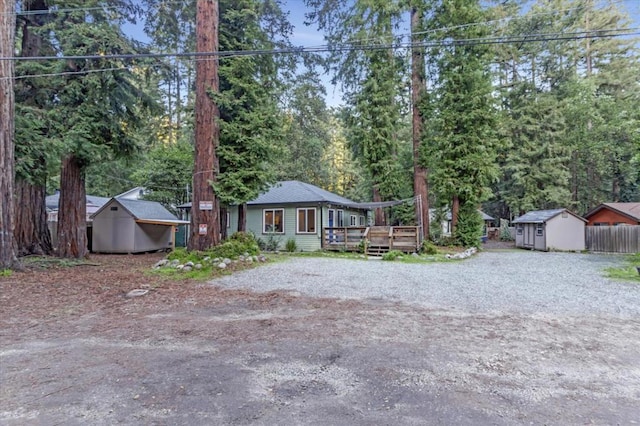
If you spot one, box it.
[1,252,639,425]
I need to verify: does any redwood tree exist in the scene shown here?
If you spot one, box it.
[14,0,53,256]
[189,0,221,250]
[0,0,17,268]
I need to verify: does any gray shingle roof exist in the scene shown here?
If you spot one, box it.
[512,208,584,224]
[116,198,180,221]
[46,192,111,211]
[248,180,357,206]
[440,209,495,221]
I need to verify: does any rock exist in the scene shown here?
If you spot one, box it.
[412,253,419,258]
[185,261,194,267]
[252,256,259,262]
[243,252,249,257]
[223,258,232,265]
[213,258,221,263]
[245,257,253,263]
[183,265,192,272]
[176,264,184,270]
[126,289,149,298]
[194,264,203,270]
[203,256,210,262]
[170,259,180,267]
[153,259,169,269]
[218,262,227,269]
[258,255,267,262]
[238,255,245,262]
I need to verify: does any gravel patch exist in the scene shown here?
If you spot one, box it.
[211,251,640,317]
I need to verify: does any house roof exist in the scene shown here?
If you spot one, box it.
[45,192,111,211]
[91,198,187,224]
[512,208,586,224]
[584,202,640,222]
[115,186,146,200]
[443,210,494,221]
[248,180,359,207]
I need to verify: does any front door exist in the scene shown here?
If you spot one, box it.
[328,209,335,242]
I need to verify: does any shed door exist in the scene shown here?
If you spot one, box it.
[523,224,535,248]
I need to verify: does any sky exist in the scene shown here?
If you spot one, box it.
[123,0,640,108]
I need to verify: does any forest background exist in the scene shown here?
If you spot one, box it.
[4,0,640,258]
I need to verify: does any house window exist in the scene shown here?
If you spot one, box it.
[359,215,365,226]
[226,211,230,228]
[110,206,118,211]
[350,215,357,226]
[594,222,609,226]
[263,209,284,233]
[337,210,344,227]
[536,224,544,236]
[297,208,316,234]
[516,224,523,235]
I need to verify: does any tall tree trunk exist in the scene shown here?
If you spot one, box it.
[0,0,18,268]
[237,203,247,232]
[189,0,221,250]
[15,0,53,256]
[57,155,88,258]
[15,180,52,256]
[451,195,460,235]
[373,186,385,226]
[411,3,429,241]
[220,205,228,240]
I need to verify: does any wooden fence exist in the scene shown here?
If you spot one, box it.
[586,226,640,253]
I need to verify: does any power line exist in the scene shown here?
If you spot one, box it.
[1,28,637,64]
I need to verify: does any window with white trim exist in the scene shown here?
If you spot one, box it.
[350,215,357,226]
[297,208,316,233]
[536,223,544,236]
[263,209,284,233]
[359,215,365,226]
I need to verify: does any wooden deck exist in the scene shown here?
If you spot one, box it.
[322,226,421,256]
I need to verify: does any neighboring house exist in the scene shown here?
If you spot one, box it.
[429,209,495,238]
[91,198,188,253]
[178,180,370,252]
[583,203,640,226]
[512,208,586,251]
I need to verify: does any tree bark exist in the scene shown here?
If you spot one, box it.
[57,155,88,258]
[15,180,52,256]
[237,203,247,232]
[189,0,221,251]
[451,195,460,235]
[0,0,18,268]
[411,3,429,241]
[373,186,385,226]
[14,0,53,256]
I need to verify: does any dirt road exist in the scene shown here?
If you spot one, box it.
[1,253,639,425]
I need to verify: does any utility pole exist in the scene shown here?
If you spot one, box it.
[189,0,221,250]
[0,0,18,268]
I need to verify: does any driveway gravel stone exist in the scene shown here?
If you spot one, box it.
[213,251,639,317]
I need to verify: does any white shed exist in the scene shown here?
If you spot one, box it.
[512,208,586,251]
[91,198,188,254]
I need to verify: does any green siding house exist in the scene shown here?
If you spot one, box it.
[179,181,369,252]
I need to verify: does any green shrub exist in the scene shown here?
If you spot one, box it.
[421,240,438,255]
[0,269,12,277]
[454,204,483,247]
[262,232,281,251]
[382,250,403,261]
[285,238,297,253]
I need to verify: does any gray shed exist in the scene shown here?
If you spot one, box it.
[91,198,188,253]
[512,208,586,251]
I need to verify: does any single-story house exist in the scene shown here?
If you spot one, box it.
[583,202,640,226]
[91,198,188,253]
[429,208,495,239]
[512,208,586,251]
[179,180,371,251]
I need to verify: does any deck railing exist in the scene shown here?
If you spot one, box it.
[322,226,421,255]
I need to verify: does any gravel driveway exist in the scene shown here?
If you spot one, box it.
[213,251,639,317]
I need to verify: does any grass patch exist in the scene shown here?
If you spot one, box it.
[0,269,12,277]
[605,253,640,282]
